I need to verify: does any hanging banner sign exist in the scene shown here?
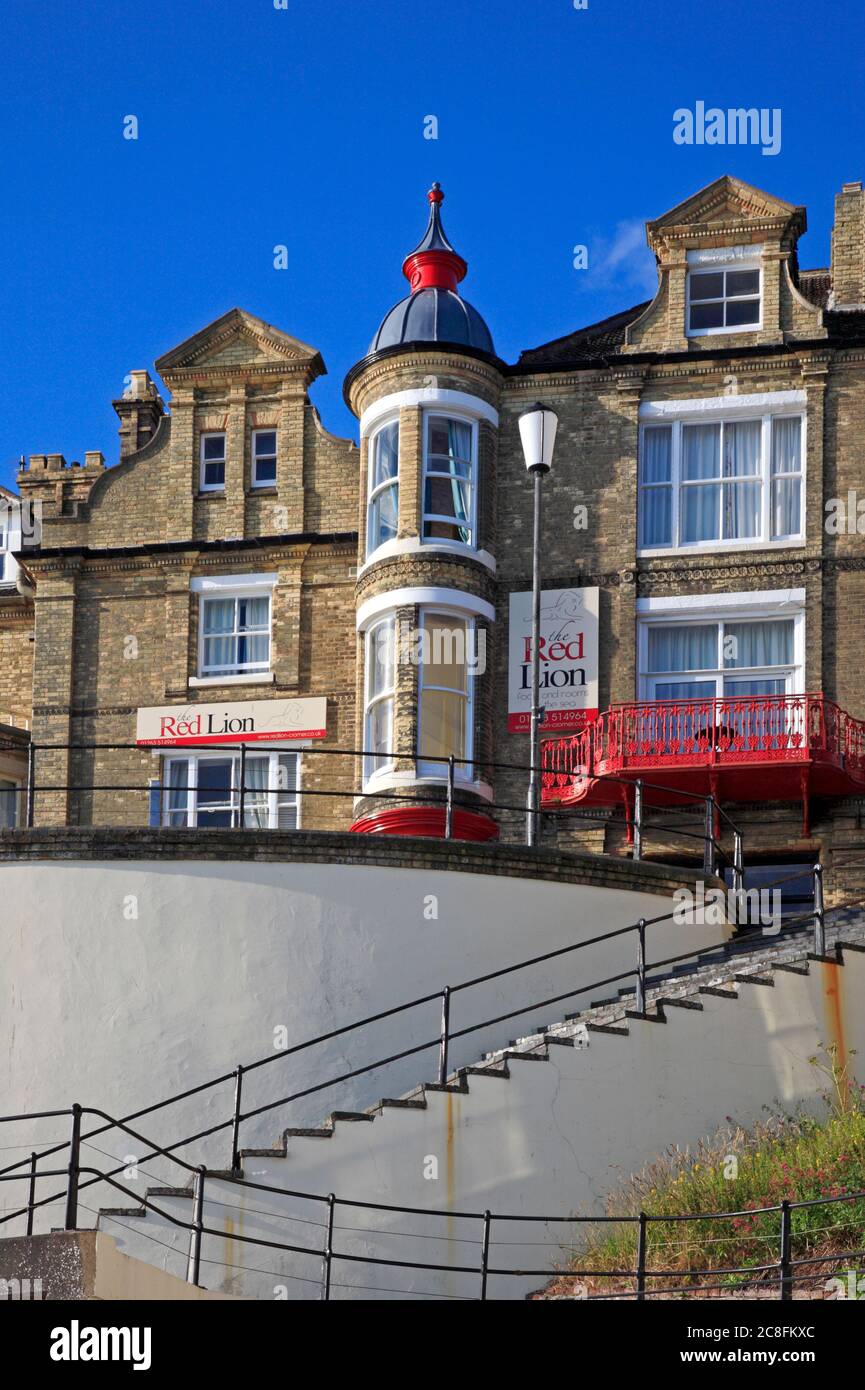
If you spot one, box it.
[136,696,327,747]
[508,587,599,733]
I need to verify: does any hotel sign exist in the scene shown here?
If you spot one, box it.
[508,587,599,733]
[136,696,327,747]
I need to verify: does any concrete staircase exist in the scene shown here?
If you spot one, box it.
[95,917,865,1301]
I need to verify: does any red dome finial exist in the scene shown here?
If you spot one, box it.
[402,183,467,293]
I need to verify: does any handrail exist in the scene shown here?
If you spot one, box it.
[0,735,739,846]
[1,1152,861,1301]
[3,856,862,1234]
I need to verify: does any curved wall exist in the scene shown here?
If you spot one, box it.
[0,831,716,1221]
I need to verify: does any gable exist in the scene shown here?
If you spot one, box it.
[647,175,806,253]
[155,308,325,382]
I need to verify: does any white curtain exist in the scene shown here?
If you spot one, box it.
[682,425,720,542]
[167,760,189,826]
[639,428,672,546]
[243,756,269,829]
[723,420,761,539]
[771,418,801,538]
[723,620,793,669]
[647,624,717,673]
[237,597,269,668]
[202,598,235,671]
[372,422,399,488]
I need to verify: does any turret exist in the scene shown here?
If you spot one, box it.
[345,185,503,841]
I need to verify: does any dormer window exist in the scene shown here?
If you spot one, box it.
[686,248,762,336]
[200,433,226,491]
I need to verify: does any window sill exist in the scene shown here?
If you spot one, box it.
[189,673,276,687]
[196,490,226,500]
[248,486,278,496]
[357,771,493,803]
[358,537,496,578]
[639,538,805,559]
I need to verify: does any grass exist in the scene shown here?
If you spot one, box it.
[547,1046,865,1299]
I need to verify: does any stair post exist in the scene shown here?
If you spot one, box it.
[322,1193,336,1301]
[635,920,647,1016]
[812,863,826,957]
[779,1200,793,1300]
[26,741,36,828]
[479,1210,492,1300]
[63,1104,82,1230]
[438,987,451,1086]
[26,1152,37,1236]
[636,1211,647,1302]
[445,756,454,840]
[703,797,715,876]
[187,1166,206,1287]
[230,1065,244,1174]
[733,831,744,899]
[632,780,643,861]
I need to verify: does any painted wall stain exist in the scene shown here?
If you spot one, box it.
[821,960,848,1075]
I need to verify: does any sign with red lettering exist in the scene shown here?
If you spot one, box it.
[136,697,327,747]
[507,587,599,733]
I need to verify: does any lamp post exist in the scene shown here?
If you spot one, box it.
[518,402,558,847]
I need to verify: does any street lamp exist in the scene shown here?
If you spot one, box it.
[518,402,558,847]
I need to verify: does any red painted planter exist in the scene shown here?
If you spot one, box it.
[350,805,499,842]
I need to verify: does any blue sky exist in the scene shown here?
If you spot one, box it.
[1,0,863,490]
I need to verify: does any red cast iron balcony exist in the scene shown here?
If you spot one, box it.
[541,694,865,835]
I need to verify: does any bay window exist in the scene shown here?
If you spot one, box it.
[366,420,399,558]
[422,414,476,547]
[417,611,473,776]
[163,751,300,828]
[363,616,395,781]
[639,414,803,551]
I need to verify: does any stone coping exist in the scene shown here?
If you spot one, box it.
[0,826,713,897]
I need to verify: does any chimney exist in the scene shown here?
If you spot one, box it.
[113,370,165,458]
[830,181,865,309]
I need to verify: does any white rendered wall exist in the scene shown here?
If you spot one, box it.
[97,953,865,1300]
[0,855,716,1227]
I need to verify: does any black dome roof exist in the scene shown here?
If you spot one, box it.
[369,287,495,355]
[363,183,495,359]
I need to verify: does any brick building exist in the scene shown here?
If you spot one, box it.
[4,173,865,901]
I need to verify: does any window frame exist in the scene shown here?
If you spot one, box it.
[638,412,805,555]
[366,417,400,560]
[637,607,805,703]
[251,428,278,489]
[686,254,763,338]
[363,616,396,784]
[161,749,301,829]
[197,589,273,679]
[199,432,227,492]
[0,775,21,829]
[416,607,475,779]
[421,411,479,552]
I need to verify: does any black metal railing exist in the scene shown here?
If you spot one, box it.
[1,738,739,868]
[1,1133,862,1300]
[1,859,857,1245]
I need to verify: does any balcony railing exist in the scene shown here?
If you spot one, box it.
[541,694,865,832]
